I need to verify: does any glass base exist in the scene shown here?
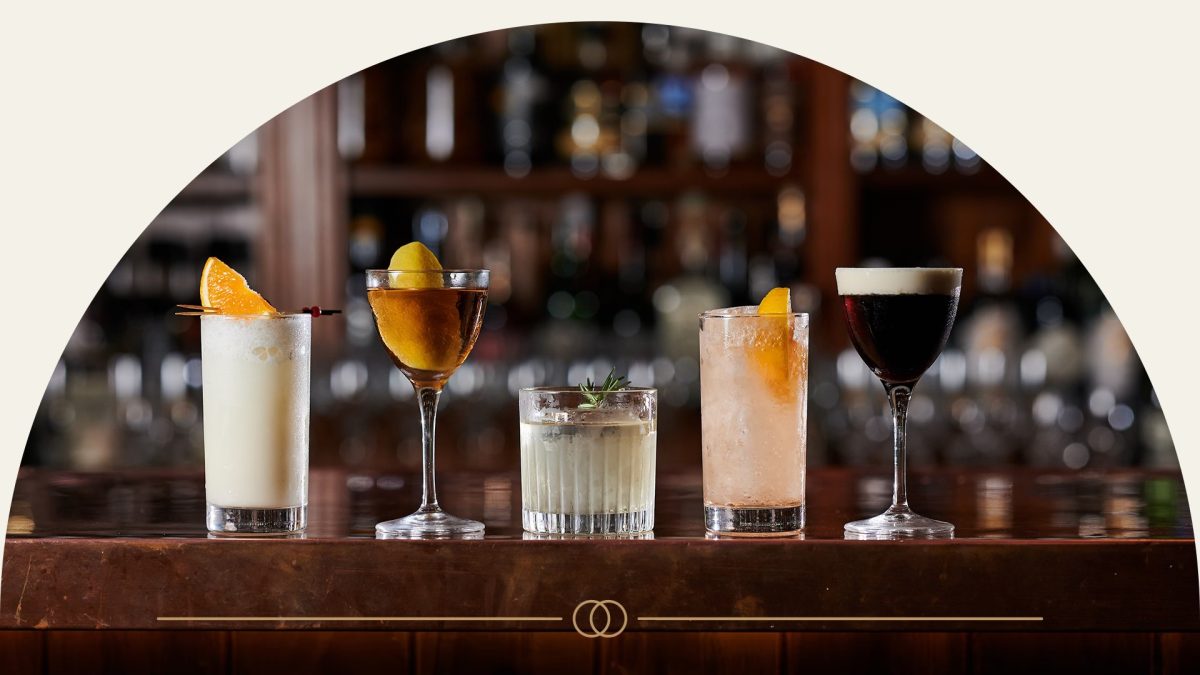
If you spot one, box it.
[522,508,653,535]
[705,504,805,536]
[523,530,654,541]
[376,508,485,539]
[207,504,305,535]
[844,507,954,539]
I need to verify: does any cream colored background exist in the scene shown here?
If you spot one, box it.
[1,3,1198,594]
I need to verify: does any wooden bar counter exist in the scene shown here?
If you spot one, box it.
[2,467,1198,673]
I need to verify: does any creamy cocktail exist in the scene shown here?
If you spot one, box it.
[520,384,657,535]
[699,288,808,535]
[192,257,313,535]
[202,313,310,533]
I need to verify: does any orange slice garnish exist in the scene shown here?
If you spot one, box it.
[199,257,277,315]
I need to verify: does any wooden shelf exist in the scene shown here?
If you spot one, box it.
[350,165,805,198]
[858,164,1012,192]
[349,164,1016,199]
[176,172,252,201]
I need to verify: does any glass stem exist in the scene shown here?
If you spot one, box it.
[885,382,913,512]
[416,386,443,513]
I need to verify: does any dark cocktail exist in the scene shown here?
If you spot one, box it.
[837,267,961,538]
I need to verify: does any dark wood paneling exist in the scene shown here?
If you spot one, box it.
[45,630,226,675]
[971,633,1154,675]
[785,632,967,674]
[0,630,43,675]
[230,631,412,675]
[5,629,1198,674]
[600,632,782,675]
[804,64,857,348]
[257,84,347,355]
[414,632,592,674]
[1159,633,1200,675]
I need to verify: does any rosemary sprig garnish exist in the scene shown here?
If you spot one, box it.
[577,368,631,409]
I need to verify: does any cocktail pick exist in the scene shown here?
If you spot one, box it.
[300,306,342,317]
[174,304,220,316]
[174,304,341,317]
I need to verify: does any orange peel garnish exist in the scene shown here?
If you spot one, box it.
[752,287,804,401]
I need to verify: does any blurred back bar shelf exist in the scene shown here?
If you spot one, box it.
[350,166,806,197]
[25,23,1175,477]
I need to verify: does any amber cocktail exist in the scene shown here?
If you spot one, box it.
[369,286,488,387]
[366,269,488,538]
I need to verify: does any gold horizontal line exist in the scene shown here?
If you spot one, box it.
[157,616,563,622]
[637,616,1043,622]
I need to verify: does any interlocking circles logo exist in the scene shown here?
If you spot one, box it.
[572,599,628,638]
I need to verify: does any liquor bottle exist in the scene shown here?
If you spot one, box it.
[1081,307,1138,466]
[617,79,650,175]
[596,198,649,339]
[496,26,546,176]
[560,78,604,178]
[691,32,751,172]
[848,81,879,173]
[337,74,366,162]
[716,206,748,301]
[760,60,795,177]
[952,138,982,174]
[849,81,909,172]
[956,227,1023,463]
[645,26,694,168]
[443,198,486,269]
[876,94,908,170]
[496,202,543,321]
[916,116,952,174]
[772,185,819,312]
[1020,235,1093,467]
[424,62,455,162]
[655,193,728,391]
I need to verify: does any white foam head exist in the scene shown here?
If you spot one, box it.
[835,268,962,295]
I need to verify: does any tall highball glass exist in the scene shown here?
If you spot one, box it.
[202,313,311,535]
[699,307,809,535]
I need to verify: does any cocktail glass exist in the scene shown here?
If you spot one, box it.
[366,269,488,538]
[202,313,311,534]
[699,308,809,535]
[519,387,657,535]
[836,267,961,538]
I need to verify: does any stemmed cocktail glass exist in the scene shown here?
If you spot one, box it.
[366,269,488,538]
[836,267,961,538]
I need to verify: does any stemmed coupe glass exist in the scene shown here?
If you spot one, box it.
[366,269,488,538]
[836,267,962,538]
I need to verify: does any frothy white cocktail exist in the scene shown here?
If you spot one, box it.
[834,267,963,296]
[201,314,310,532]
